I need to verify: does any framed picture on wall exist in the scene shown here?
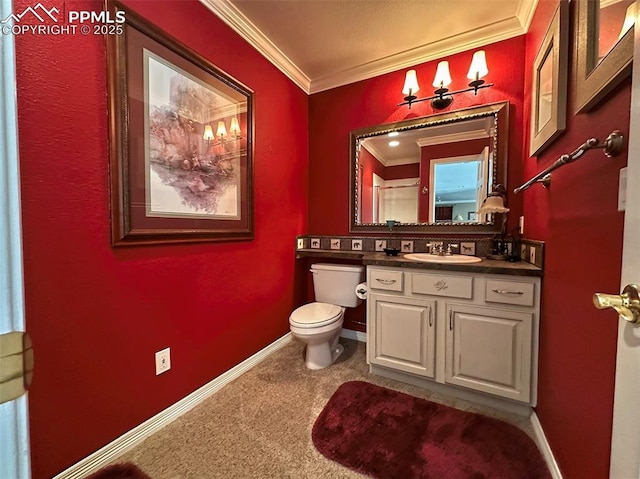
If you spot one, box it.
[574,0,634,114]
[529,1,568,157]
[106,0,254,246]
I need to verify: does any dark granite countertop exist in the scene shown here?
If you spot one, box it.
[296,249,542,277]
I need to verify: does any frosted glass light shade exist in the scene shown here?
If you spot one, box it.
[229,117,241,136]
[433,61,452,88]
[215,121,227,138]
[203,124,214,141]
[477,195,509,214]
[402,70,420,95]
[467,50,489,80]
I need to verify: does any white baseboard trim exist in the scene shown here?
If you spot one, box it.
[530,412,563,479]
[340,328,366,342]
[53,333,293,479]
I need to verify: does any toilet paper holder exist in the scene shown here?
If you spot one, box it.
[355,282,368,300]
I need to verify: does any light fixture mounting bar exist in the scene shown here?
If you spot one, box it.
[398,83,494,108]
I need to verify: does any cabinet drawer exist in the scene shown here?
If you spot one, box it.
[411,273,472,299]
[485,279,535,306]
[369,269,403,292]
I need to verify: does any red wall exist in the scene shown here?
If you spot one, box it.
[14,1,308,477]
[523,2,628,478]
[359,148,385,223]
[309,36,526,235]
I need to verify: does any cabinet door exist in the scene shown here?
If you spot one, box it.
[445,303,532,403]
[369,294,436,378]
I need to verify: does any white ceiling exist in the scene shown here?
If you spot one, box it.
[200,0,538,93]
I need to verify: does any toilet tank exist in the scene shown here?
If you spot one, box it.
[311,263,365,308]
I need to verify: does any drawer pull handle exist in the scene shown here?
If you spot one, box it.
[375,278,397,285]
[492,289,524,295]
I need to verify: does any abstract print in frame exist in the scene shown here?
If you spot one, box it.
[107,0,253,246]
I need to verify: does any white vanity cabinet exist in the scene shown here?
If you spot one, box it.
[366,266,541,407]
[368,294,436,378]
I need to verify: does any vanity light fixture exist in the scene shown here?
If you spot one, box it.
[202,117,242,146]
[399,50,493,110]
[477,184,510,216]
[478,184,511,260]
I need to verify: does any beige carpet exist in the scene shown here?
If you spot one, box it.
[114,337,536,478]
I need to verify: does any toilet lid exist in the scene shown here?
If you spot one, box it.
[290,302,342,328]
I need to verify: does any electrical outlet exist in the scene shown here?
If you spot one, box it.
[529,246,536,265]
[519,216,525,234]
[619,167,627,212]
[155,348,171,375]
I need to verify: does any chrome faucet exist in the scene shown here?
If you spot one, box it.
[427,242,445,255]
[426,242,459,256]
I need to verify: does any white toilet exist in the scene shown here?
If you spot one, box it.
[289,263,365,370]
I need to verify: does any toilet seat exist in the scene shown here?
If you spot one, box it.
[289,302,342,329]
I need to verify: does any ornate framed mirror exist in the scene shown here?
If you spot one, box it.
[349,101,509,234]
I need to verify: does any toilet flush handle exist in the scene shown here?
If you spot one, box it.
[309,269,318,274]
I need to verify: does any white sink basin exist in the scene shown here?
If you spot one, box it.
[403,253,482,264]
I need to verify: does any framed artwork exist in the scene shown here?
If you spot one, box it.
[574,0,634,113]
[530,1,568,157]
[107,0,254,246]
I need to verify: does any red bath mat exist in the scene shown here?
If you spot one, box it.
[312,381,551,479]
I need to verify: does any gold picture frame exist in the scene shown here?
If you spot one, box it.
[530,1,568,157]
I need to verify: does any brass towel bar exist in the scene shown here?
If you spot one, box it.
[514,130,624,194]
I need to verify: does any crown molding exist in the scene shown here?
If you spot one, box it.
[516,0,539,32]
[362,143,418,168]
[309,15,528,94]
[199,0,311,93]
[384,158,420,167]
[416,129,489,147]
[200,0,537,96]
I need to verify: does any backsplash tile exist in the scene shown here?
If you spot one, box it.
[400,241,414,253]
[375,240,387,251]
[460,242,476,256]
[295,235,544,267]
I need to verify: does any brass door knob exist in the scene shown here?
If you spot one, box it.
[593,284,640,323]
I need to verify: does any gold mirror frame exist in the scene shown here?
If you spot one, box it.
[575,0,634,113]
[349,101,509,235]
